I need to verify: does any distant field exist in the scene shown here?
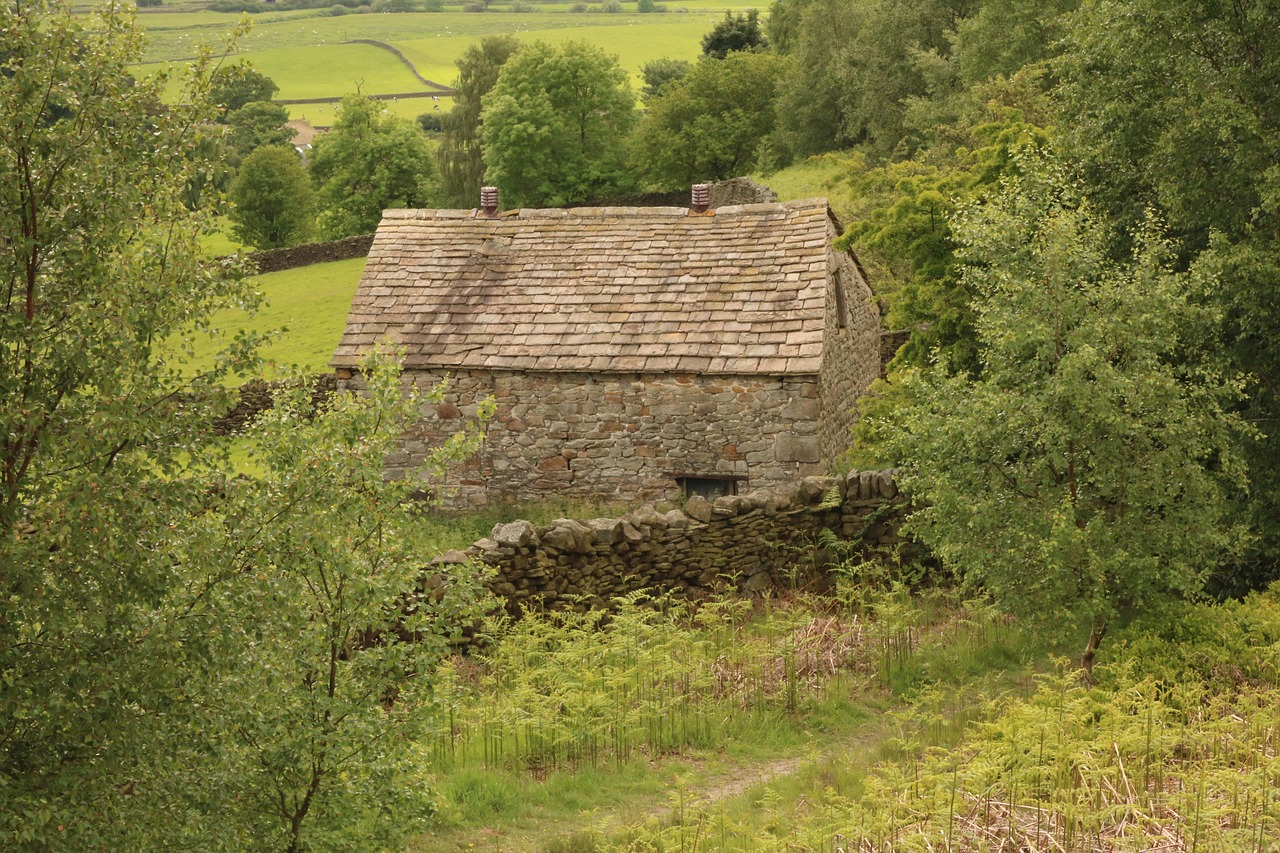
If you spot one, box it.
[136,3,766,116]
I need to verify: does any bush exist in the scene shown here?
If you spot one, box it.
[569,1,586,9]
[600,0,621,10]
[136,0,162,7]
[509,0,532,9]
[424,0,443,9]
[462,0,485,9]
[327,4,347,14]
[416,112,442,133]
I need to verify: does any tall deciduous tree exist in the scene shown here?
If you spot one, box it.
[226,99,294,155]
[0,1,254,845]
[228,145,315,248]
[210,62,279,116]
[0,3,490,847]
[630,52,787,189]
[437,35,521,207]
[1056,0,1280,591]
[480,40,636,207]
[860,160,1247,680]
[309,93,437,238]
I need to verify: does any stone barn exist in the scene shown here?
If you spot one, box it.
[331,192,880,508]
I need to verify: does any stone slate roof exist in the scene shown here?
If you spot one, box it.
[332,199,838,376]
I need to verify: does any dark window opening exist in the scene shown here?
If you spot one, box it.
[833,272,848,329]
[678,476,740,500]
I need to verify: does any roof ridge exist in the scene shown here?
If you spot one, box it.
[379,198,829,222]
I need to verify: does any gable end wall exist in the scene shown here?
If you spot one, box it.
[818,236,881,465]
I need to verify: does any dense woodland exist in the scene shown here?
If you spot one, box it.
[3,0,1280,849]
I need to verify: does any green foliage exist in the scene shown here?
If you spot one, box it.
[210,61,280,117]
[226,99,294,155]
[1056,0,1280,588]
[203,352,495,852]
[228,145,316,248]
[309,93,437,238]
[639,56,690,102]
[630,52,787,190]
[700,9,766,60]
[0,1,253,846]
[0,4,490,847]
[858,158,1249,676]
[480,40,636,207]
[437,35,521,207]
[838,79,1053,375]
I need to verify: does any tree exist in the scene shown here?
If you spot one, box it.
[309,93,437,238]
[640,57,691,102]
[630,53,787,189]
[228,145,316,248]
[860,159,1249,676]
[0,1,255,845]
[0,3,489,847]
[480,40,636,207]
[859,160,1247,681]
[838,77,1053,376]
[701,9,767,59]
[1055,0,1280,591]
[197,355,493,852]
[226,99,294,155]
[210,62,279,116]
[437,35,521,207]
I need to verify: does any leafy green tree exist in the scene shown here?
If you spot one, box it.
[210,62,279,117]
[838,78,1053,375]
[437,35,521,207]
[201,355,493,852]
[480,40,637,207]
[630,52,787,189]
[1055,0,1280,590]
[226,99,294,155]
[0,2,255,845]
[701,9,767,59]
[228,145,315,248]
[859,160,1247,680]
[309,93,437,238]
[0,3,491,847]
[640,56,691,102]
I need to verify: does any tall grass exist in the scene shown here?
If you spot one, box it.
[585,585,1280,851]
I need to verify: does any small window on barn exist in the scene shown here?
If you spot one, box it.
[678,476,738,501]
[833,272,848,330]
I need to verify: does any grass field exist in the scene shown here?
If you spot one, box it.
[135,3,768,121]
[179,256,365,380]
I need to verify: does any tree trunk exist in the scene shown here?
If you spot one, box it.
[1081,619,1107,686]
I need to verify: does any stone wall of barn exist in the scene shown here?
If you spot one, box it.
[337,368,845,508]
[818,247,881,463]
[428,469,912,623]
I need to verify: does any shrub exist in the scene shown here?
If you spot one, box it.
[600,0,621,10]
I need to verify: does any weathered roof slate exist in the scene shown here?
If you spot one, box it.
[332,199,837,375]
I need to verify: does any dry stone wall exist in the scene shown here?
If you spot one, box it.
[242,234,374,274]
[430,468,911,619]
[213,373,336,435]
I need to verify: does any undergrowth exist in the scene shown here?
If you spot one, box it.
[584,585,1280,852]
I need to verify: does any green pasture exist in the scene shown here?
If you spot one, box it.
[137,4,768,113]
[180,256,366,380]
